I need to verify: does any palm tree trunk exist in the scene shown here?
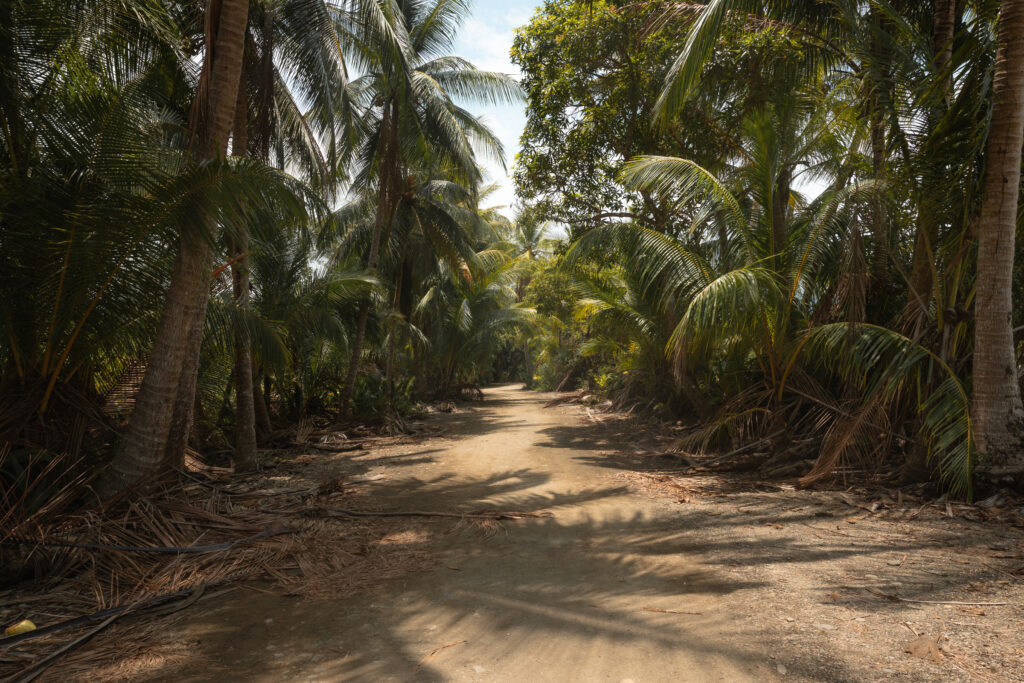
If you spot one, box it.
[522,338,532,388]
[384,262,404,401]
[340,103,397,416]
[863,6,890,299]
[867,93,889,298]
[771,165,792,263]
[231,78,258,471]
[903,0,957,331]
[162,283,211,468]
[973,0,1024,462]
[933,0,956,102]
[254,372,273,435]
[102,0,250,493]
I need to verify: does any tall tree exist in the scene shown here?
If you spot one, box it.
[335,0,520,415]
[103,0,251,492]
[227,0,352,468]
[973,0,1024,462]
[230,77,258,470]
[510,204,553,387]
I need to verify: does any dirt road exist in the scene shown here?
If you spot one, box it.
[152,385,779,681]
[142,385,1021,682]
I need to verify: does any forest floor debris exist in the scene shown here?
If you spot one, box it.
[586,406,1024,682]
[0,418,534,680]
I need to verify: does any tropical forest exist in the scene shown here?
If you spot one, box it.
[2,0,1024,679]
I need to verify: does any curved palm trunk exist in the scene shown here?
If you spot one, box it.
[102,0,250,493]
[973,0,1024,462]
[162,292,212,467]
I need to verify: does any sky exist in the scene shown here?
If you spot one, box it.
[452,1,539,213]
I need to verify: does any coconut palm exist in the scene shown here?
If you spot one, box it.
[225,0,356,468]
[973,0,1024,463]
[565,97,975,494]
[413,250,537,395]
[652,0,1021,472]
[0,0,309,491]
[332,0,522,414]
[101,0,256,492]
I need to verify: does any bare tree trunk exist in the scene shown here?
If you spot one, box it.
[771,165,792,263]
[229,72,257,471]
[904,0,957,331]
[162,282,211,468]
[522,339,532,388]
[973,0,1024,462]
[340,103,397,416]
[102,0,250,493]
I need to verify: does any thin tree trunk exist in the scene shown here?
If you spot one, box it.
[102,0,250,493]
[384,262,403,401]
[904,0,957,331]
[771,165,792,263]
[522,339,532,388]
[933,0,956,103]
[867,99,888,297]
[340,103,397,416]
[973,0,1024,461]
[253,361,273,436]
[230,71,257,471]
[864,6,890,300]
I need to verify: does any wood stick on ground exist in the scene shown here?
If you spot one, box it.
[11,611,124,682]
[325,508,548,521]
[2,524,293,555]
[866,588,1008,606]
[302,442,364,453]
[414,640,466,671]
[661,430,786,473]
[0,572,257,648]
[641,606,703,615]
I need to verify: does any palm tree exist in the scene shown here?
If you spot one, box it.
[104,0,254,492]
[509,203,554,387]
[973,0,1024,464]
[226,0,353,468]
[413,249,537,395]
[653,0,980,331]
[333,0,521,415]
[563,96,976,494]
[330,167,498,399]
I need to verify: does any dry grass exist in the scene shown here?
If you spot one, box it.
[0,439,437,680]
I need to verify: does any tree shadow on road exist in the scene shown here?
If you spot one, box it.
[133,387,1009,682]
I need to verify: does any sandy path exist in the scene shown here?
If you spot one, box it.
[153,385,778,681]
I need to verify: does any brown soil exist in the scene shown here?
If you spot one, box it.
[61,385,1024,681]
